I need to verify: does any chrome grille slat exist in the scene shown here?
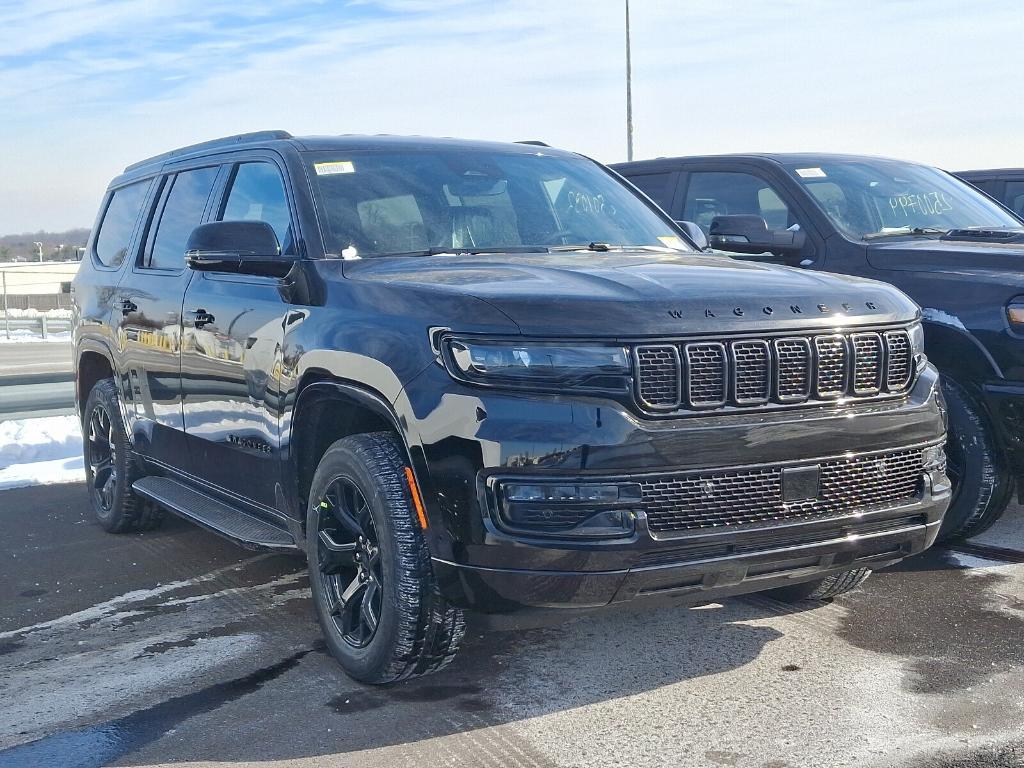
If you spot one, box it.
[641,448,925,533]
[852,332,884,394]
[632,326,917,414]
[885,330,913,392]
[814,334,848,398]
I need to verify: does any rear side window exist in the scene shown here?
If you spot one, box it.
[145,167,219,270]
[626,172,673,208]
[220,163,294,253]
[94,181,150,267]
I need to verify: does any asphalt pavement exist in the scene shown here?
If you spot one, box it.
[0,482,1022,768]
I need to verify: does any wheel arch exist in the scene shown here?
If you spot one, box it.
[288,373,428,529]
[922,318,1003,390]
[75,339,118,420]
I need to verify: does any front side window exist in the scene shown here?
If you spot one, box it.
[220,163,293,253]
[1004,181,1024,218]
[784,159,1022,239]
[304,149,691,257]
[95,180,150,267]
[682,172,792,233]
[145,167,219,270]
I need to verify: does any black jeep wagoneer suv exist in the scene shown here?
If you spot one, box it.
[73,132,949,683]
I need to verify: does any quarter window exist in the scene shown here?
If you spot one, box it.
[683,172,792,233]
[94,181,150,268]
[220,163,293,253]
[145,167,219,270]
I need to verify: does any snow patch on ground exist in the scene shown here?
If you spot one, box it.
[0,328,72,343]
[0,415,84,490]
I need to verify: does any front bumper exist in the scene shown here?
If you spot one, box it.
[404,363,950,612]
[433,484,947,612]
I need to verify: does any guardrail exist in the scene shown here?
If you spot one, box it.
[1,315,72,339]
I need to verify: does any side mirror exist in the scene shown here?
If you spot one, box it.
[708,215,806,258]
[186,221,292,278]
[674,220,709,251]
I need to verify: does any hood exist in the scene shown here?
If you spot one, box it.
[867,236,1024,275]
[343,251,919,337]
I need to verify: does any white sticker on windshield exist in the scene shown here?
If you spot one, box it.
[796,167,827,178]
[658,235,686,250]
[314,161,355,175]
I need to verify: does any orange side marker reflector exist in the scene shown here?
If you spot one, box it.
[404,466,428,529]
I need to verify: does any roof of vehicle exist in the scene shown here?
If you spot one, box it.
[956,168,1024,178]
[121,131,574,176]
[611,152,930,170]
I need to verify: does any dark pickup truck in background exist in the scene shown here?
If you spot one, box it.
[957,168,1024,218]
[613,153,1024,541]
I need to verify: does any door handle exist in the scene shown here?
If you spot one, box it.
[188,309,216,328]
[119,298,137,315]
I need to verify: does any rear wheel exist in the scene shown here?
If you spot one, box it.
[937,378,1014,542]
[82,378,163,533]
[761,568,872,603]
[306,432,465,684]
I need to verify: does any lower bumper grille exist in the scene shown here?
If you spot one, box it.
[641,448,925,534]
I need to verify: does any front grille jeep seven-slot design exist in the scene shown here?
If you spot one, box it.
[633,327,915,413]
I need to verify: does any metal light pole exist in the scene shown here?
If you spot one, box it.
[625,0,634,161]
[33,241,43,262]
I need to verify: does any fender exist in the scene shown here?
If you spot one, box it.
[74,336,120,419]
[921,315,1003,384]
[287,377,447,556]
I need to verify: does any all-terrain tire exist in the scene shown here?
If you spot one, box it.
[761,567,872,603]
[936,378,1014,543]
[82,378,164,533]
[306,431,466,684]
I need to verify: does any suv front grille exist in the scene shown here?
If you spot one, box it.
[633,327,914,414]
[641,447,925,534]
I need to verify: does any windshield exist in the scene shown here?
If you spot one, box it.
[303,149,691,257]
[783,158,1022,239]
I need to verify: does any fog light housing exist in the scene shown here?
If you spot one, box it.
[922,443,947,473]
[497,482,642,538]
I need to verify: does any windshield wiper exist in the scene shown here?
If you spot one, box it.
[374,246,550,257]
[862,227,948,240]
[548,242,618,252]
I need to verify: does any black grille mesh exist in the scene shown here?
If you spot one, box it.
[634,326,915,413]
[685,343,727,406]
[732,341,770,403]
[635,346,680,408]
[641,447,925,533]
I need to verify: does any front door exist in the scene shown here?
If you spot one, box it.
[115,165,220,471]
[180,160,296,508]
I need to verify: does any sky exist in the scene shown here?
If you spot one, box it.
[1,0,1021,234]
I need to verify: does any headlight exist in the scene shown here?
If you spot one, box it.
[1008,297,1024,329]
[909,321,926,365]
[441,337,631,393]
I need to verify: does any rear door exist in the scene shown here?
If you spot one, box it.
[114,165,220,470]
[180,156,297,508]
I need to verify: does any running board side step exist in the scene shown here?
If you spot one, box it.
[132,476,297,551]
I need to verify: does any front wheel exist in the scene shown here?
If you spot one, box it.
[937,378,1014,542]
[761,568,872,603]
[306,432,465,684]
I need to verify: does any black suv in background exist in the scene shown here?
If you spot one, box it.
[957,168,1024,218]
[74,133,949,683]
[614,154,1024,541]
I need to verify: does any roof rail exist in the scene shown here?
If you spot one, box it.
[124,130,294,172]
[516,140,550,147]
